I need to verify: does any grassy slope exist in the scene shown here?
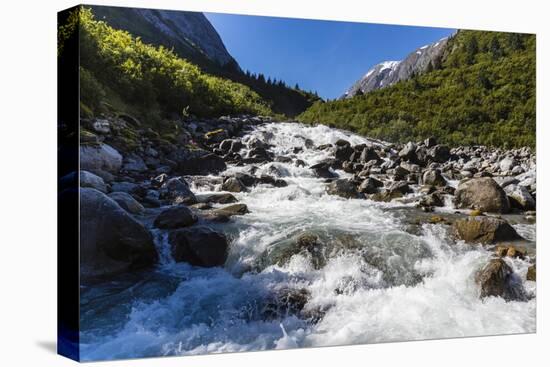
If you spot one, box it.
[298,30,535,148]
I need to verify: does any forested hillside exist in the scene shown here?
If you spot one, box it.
[298,30,535,148]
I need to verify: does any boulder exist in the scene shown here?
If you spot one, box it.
[505,184,535,211]
[335,144,354,162]
[310,162,337,178]
[153,205,197,229]
[212,203,249,217]
[399,142,417,161]
[359,147,380,163]
[108,191,145,214]
[159,177,197,205]
[452,216,522,244]
[499,156,517,172]
[326,179,360,199]
[422,169,447,187]
[80,143,123,174]
[79,188,157,282]
[428,145,451,163]
[122,154,148,172]
[475,258,526,301]
[170,149,226,175]
[424,137,437,148]
[195,193,238,204]
[168,226,228,267]
[74,170,107,193]
[454,177,510,213]
[357,177,383,194]
[221,177,247,193]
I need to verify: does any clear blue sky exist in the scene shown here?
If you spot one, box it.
[205,13,454,100]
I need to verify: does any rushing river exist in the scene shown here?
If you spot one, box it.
[79,123,536,361]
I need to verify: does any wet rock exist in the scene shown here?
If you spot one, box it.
[258,174,288,187]
[357,177,383,194]
[221,177,247,193]
[79,170,107,193]
[422,169,447,187]
[262,288,311,320]
[170,149,226,175]
[419,192,444,207]
[359,147,380,163]
[505,184,535,211]
[108,191,145,214]
[79,188,157,282]
[195,193,238,204]
[494,245,526,259]
[232,172,257,187]
[475,258,526,301]
[335,144,354,162]
[387,181,412,195]
[526,264,536,281]
[452,216,522,244]
[122,154,147,172]
[454,177,510,213]
[212,203,249,217]
[310,162,337,178]
[159,177,197,205]
[169,226,228,267]
[80,143,123,174]
[258,232,325,270]
[275,156,293,163]
[326,179,360,199]
[153,205,197,229]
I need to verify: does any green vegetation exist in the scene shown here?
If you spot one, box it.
[89,6,319,117]
[61,7,274,122]
[298,30,535,148]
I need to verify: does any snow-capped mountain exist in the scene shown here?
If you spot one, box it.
[343,37,449,98]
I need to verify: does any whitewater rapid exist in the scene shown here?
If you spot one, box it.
[79,123,536,361]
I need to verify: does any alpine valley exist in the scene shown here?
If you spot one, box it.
[58,6,536,361]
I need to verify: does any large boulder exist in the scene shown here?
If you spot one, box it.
[428,145,451,163]
[79,188,157,282]
[80,143,123,174]
[153,205,197,229]
[108,191,145,214]
[452,216,522,244]
[475,258,526,301]
[168,226,228,267]
[326,179,360,199]
[504,184,536,211]
[454,177,510,213]
[212,203,249,217]
[79,170,107,193]
[398,142,417,161]
[159,177,197,204]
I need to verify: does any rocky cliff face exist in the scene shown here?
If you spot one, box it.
[343,36,449,98]
[91,5,239,69]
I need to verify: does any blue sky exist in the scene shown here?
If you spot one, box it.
[206,13,454,100]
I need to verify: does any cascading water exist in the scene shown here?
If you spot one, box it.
[79,122,536,361]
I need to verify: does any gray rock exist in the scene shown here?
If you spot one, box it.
[79,170,107,193]
[91,119,110,134]
[326,179,360,199]
[110,181,138,194]
[422,169,446,186]
[79,188,157,282]
[398,142,417,161]
[123,154,148,172]
[159,177,197,204]
[221,177,247,192]
[357,177,383,194]
[80,143,123,174]
[169,226,228,267]
[505,184,536,211]
[154,205,197,229]
[476,258,527,301]
[108,191,145,214]
[499,156,517,172]
[454,177,510,213]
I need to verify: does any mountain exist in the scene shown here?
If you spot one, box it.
[89,5,319,117]
[343,37,449,98]
[90,6,240,71]
[299,30,535,148]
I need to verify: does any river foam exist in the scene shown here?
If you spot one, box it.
[79,122,536,361]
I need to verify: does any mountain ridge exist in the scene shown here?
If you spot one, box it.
[343,36,450,98]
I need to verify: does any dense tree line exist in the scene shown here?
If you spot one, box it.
[298,30,535,148]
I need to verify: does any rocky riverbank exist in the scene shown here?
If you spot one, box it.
[70,115,536,359]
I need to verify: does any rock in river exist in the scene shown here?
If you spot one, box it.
[452,216,522,244]
[169,226,229,267]
[326,179,360,199]
[80,143,123,174]
[476,258,526,301]
[153,205,198,229]
[108,191,145,214]
[79,188,157,282]
[454,177,510,213]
